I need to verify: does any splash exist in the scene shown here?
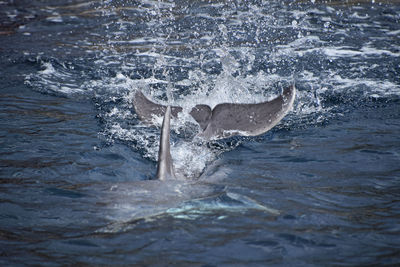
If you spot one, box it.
[24,0,400,177]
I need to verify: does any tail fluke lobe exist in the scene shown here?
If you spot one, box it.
[156,106,176,180]
[200,85,296,139]
[133,91,182,124]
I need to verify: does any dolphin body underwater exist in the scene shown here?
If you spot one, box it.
[133,85,296,180]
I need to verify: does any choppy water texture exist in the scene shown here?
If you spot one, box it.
[1,0,400,265]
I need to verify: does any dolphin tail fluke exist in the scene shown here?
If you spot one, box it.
[133,91,182,124]
[156,106,176,180]
[133,85,296,141]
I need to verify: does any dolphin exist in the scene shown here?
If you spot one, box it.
[93,98,283,229]
[133,85,296,140]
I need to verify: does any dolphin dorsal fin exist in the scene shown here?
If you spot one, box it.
[156,106,176,180]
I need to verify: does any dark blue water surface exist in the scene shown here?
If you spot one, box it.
[1,0,400,265]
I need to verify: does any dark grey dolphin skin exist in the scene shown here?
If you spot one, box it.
[133,91,183,123]
[134,85,296,140]
[156,106,176,180]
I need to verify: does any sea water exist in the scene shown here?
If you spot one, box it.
[1,0,399,265]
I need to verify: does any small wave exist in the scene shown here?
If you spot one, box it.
[25,58,94,97]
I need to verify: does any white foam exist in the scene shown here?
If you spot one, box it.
[46,13,63,23]
[27,60,93,96]
[360,46,400,57]
[172,141,216,178]
[322,47,363,58]
[108,38,159,45]
[7,13,17,19]
[350,12,369,19]
[387,29,400,36]
[321,45,400,59]
[325,71,400,97]
[39,62,56,75]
